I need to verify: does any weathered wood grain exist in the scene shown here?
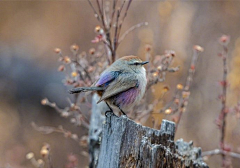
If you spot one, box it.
[96,113,208,168]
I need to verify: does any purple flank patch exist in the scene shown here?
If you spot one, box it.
[115,88,139,107]
[96,71,120,87]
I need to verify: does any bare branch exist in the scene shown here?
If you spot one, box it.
[218,35,230,164]
[175,46,203,132]
[118,22,148,43]
[109,0,118,29]
[202,149,240,159]
[87,0,101,21]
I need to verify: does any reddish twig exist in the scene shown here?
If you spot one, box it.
[218,35,230,164]
[174,45,203,132]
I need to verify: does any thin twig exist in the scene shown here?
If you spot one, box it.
[72,59,92,82]
[118,22,148,43]
[96,0,106,28]
[47,153,53,168]
[202,149,240,159]
[175,46,203,132]
[146,66,179,90]
[87,0,101,21]
[219,37,229,163]
[109,0,118,29]
[116,0,133,43]
[160,90,180,113]
[113,8,120,61]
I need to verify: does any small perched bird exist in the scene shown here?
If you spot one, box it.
[69,55,148,116]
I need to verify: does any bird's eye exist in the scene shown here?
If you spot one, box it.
[128,62,140,65]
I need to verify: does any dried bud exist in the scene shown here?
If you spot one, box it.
[157,66,162,71]
[71,134,78,140]
[89,48,96,55]
[163,86,170,92]
[61,111,69,118]
[176,84,183,90]
[54,48,61,54]
[219,80,228,87]
[81,151,89,157]
[98,62,103,67]
[166,50,176,57]
[169,50,176,57]
[71,44,79,52]
[58,57,63,62]
[165,108,172,114]
[65,78,74,85]
[95,26,101,33]
[145,44,152,52]
[80,136,88,147]
[215,118,221,128]
[87,66,94,73]
[152,72,158,77]
[63,56,71,64]
[70,118,76,123]
[37,159,44,166]
[174,99,180,105]
[68,154,78,162]
[182,91,190,98]
[26,152,34,160]
[40,149,49,158]
[71,71,78,77]
[193,45,204,52]
[64,131,72,138]
[219,35,230,45]
[203,156,209,161]
[190,64,195,71]
[91,34,103,43]
[40,144,50,158]
[41,98,48,105]
[58,65,65,72]
[224,108,229,114]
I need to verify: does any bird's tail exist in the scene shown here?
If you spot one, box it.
[69,86,104,94]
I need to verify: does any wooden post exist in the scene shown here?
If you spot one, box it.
[96,113,208,168]
[88,94,108,168]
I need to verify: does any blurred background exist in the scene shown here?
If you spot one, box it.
[1,1,240,168]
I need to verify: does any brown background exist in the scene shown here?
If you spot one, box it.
[1,1,240,167]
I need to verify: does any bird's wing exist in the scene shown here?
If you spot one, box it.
[94,71,121,87]
[97,73,138,103]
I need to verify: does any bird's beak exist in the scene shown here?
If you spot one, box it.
[140,61,149,65]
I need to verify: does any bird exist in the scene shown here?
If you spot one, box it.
[69,55,148,116]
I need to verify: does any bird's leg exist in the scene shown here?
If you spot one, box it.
[105,102,114,117]
[118,106,127,116]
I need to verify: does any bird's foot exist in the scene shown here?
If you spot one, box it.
[105,110,119,117]
[105,110,112,117]
[105,102,118,117]
[118,106,128,117]
[121,111,127,117]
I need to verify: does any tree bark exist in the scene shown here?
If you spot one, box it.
[88,94,108,168]
[97,113,208,168]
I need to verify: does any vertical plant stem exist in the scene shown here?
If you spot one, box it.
[220,45,228,163]
[175,47,201,133]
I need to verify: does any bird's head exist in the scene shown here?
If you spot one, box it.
[116,55,148,73]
